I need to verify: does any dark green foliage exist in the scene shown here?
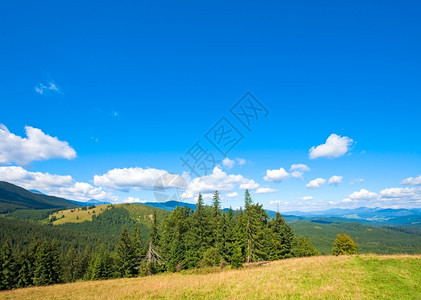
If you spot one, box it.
[0,239,17,290]
[33,241,61,286]
[86,246,113,280]
[267,213,295,259]
[332,233,359,255]
[292,237,320,257]
[230,243,243,269]
[114,227,137,277]
[0,189,321,290]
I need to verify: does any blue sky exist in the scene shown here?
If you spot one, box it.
[0,0,420,211]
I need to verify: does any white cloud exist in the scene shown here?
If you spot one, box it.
[236,158,246,166]
[35,81,61,95]
[256,187,278,194]
[269,200,281,205]
[264,168,289,182]
[379,187,417,199]
[290,164,310,172]
[0,166,113,202]
[401,176,421,186]
[123,197,147,203]
[306,178,326,189]
[185,167,259,195]
[289,164,310,179]
[328,175,343,185]
[351,178,364,185]
[309,134,353,159]
[222,158,235,169]
[94,167,186,191]
[297,196,314,201]
[226,192,238,198]
[349,189,378,200]
[0,124,76,165]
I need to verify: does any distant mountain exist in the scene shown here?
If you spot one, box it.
[28,189,44,195]
[0,181,80,213]
[286,207,421,226]
[142,200,196,211]
[68,199,112,206]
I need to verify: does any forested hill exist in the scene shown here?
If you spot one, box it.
[0,181,80,213]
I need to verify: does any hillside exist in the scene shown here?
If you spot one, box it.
[1,255,420,299]
[0,181,79,213]
[290,221,421,254]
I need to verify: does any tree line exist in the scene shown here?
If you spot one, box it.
[0,190,319,290]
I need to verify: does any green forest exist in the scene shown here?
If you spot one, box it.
[0,190,318,290]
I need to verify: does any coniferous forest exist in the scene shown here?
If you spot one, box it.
[0,190,318,290]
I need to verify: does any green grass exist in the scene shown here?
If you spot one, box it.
[1,255,420,299]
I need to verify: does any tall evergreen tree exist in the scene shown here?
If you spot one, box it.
[268,212,294,259]
[33,241,61,286]
[132,223,143,267]
[114,227,136,277]
[242,190,267,263]
[1,239,17,290]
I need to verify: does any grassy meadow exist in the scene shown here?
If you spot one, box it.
[1,255,420,299]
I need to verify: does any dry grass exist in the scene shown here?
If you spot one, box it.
[1,255,420,299]
[49,204,110,225]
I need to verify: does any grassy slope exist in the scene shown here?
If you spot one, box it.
[46,203,170,226]
[1,255,420,299]
[49,204,110,225]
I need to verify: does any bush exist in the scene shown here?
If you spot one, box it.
[331,233,358,255]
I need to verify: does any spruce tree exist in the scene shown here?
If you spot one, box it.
[33,241,61,286]
[132,223,143,267]
[1,239,17,290]
[268,212,294,259]
[114,227,136,277]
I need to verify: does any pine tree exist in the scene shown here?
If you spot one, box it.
[230,243,243,269]
[114,227,136,277]
[63,246,79,282]
[211,191,224,263]
[87,246,113,280]
[33,241,61,286]
[132,223,143,267]
[242,190,266,263]
[184,193,211,268]
[1,239,17,290]
[268,212,295,259]
[145,212,162,275]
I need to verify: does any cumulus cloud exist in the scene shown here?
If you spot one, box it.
[309,134,353,159]
[185,167,259,196]
[226,192,238,198]
[379,187,417,198]
[34,81,61,95]
[222,158,235,169]
[290,164,310,172]
[401,176,421,186]
[349,189,378,200]
[289,164,310,179]
[256,187,278,194]
[264,168,289,182]
[0,124,76,165]
[306,178,326,189]
[328,175,343,185]
[0,166,113,202]
[94,167,186,191]
[297,196,314,201]
[123,197,147,203]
